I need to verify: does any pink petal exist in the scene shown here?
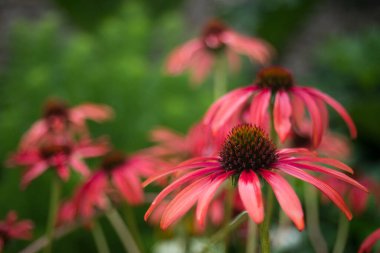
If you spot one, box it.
[21,162,48,189]
[144,167,222,221]
[112,170,144,205]
[305,87,357,138]
[292,89,323,147]
[70,103,114,124]
[19,120,48,149]
[277,163,352,220]
[260,170,304,230]
[250,89,271,127]
[290,93,306,131]
[160,177,211,229]
[189,51,214,85]
[195,173,230,229]
[226,49,241,72]
[70,156,90,177]
[238,170,264,223]
[274,90,292,142]
[56,165,70,181]
[359,228,380,253]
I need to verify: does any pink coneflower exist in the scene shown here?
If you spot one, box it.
[144,124,366,230]
[0,211,33,251]
[166,19,273,84]
[359,228,380,253]
[59,151,163,221]
[204,66,357,146]
[20,98,113,149]
[9,138,108,188]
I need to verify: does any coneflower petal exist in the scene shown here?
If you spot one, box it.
[160,177,211,229]
[274,90,292,143]
[112,170,144,205]
[21,162,48,189]
[277,163,352,220]
[260,170,304,231]
[238,170,264,223]
[250,88,271,127]
[166,39,204,74]
[144,167,222,221]
[190,51,214,84]
[196,173,230,229]
[305,87,357,138]
[358,228,380,253]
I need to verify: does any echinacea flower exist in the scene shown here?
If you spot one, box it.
[9,138,108,188]
[144,124,367,230]
[59,151,164,221]
[0,211,33,251]
[204,66,357,146]
[166,19,273,84]
[20,98,113,149]
[359,228,380,253]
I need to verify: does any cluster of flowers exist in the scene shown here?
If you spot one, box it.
[3,19,379,253]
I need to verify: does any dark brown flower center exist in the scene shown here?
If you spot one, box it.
[201,19,227,52]
[256,67,293,91]
[101,151,126,172]
[219,124,278,173]
[43,98,69,120]
[39,143,72,159]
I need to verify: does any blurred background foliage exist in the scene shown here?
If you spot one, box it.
[0,0,379,252]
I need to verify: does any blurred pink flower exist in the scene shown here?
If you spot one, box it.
[204,66,357,147]
[0,211,33,251]
[20,98,113,149]
[166,19,273,84]
[359,228,380,253]
[58,151,164,222]
[9,138,108,188]
[144,124,366,230]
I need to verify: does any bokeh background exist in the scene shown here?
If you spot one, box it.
[0,0,379,252]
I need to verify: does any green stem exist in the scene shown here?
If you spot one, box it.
[246,219,257,253]
[123,204,145,253]
[106,208,141,253]
[92,222,110,253]
[44,176,61,253]
[259,188,274,253]
[223,182,234,252]
[213,55,227,100]
[332,214,349,253]
[304,184,328,253]
[201,211,248,253]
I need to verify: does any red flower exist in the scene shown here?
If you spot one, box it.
[0,211,33,251]
[359,228,380,253]
[204,66,357,146]
[143,124,366,231]
[58,151,163,222]
[20,98,113,149]
[166,19,273,84]
[9,138,108,188]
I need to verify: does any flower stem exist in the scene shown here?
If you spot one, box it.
[123,204,145,253]
[201,211,248,253]
[44,176,61,253]
[106,208,141,253]
[246,219,257,253]
[258,187,274,253]
[213,55,227,100]
[223,182,234,252]
[304,184,328,253]
[92,221,110,253]
[332,214,349,253]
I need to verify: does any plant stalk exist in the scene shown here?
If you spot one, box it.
[44,176,61,253]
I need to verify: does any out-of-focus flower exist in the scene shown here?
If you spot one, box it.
[322,175,378,215]
[144,124,366,230]
[204,66,357,146]
[0,211,33,251]
[58,151,164,223]
[9,138,108,188]
[166,19,273,84]
[20,98,113,149]
[359,228,380,253]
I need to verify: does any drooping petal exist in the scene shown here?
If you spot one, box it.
[70,103,114,124]
[56,165,70,181]
[274,90,292,142]
[358,228,380,253]
[276,163,352,220]
[112,169,144,205]
[19,120,48,149]
[260,170,304,230]
[70,156,90,177]
[196,172,230,229]
[189,51,214,85]
[250,88,271,127]
[226,49,241,72]
[144,167,222,221]
[238,170,264,223]
[21,162,48,189]
[305,87,357,138]
[160,177,211,229]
